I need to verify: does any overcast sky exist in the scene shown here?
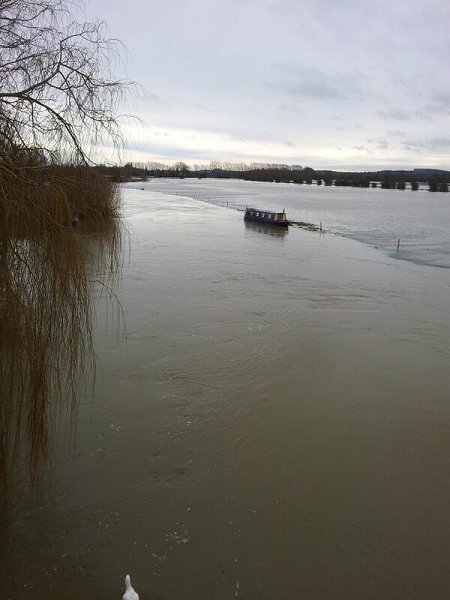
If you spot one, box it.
[86,0,450,170]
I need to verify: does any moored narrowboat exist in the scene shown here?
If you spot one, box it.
[244,207,289,227]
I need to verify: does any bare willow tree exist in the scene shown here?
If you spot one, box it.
[0,0,128,160]
[0,0,129,498]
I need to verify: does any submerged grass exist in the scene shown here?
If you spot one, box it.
[0,144,123,501]
[289,220,322,232]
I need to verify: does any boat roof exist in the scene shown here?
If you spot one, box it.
[246,207,285,215]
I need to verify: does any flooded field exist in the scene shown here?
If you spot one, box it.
[1,186,450,599]
[144,178,450,269]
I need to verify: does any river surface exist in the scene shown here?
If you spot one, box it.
[1,183,450,599]
[144,178,450,269]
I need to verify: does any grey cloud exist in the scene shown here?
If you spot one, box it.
[402,142,424,153]
[143,92,164,104]
[387,130,407,137]
[281,79,344,101]
[270,66,364,104]
[430,91,450,105]
[367,137,389,150]
[430,137,450,148]
[352,146,373,153]
[377,108,411,121]
[377,140,389,150]
[279,103,305,115]
[415,103,450,119]
[401,137,450,152]
[148,94,214,114]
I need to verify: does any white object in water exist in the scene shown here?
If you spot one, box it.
[123,574,139,600]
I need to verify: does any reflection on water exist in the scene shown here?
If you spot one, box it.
[244,220,288,238]
[0,217,123,501]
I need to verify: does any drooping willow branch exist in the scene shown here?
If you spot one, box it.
[0,0,130,499]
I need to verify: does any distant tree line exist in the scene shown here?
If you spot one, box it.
[98,162,450,192]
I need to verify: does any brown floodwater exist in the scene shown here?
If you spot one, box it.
[1,189,450,599]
